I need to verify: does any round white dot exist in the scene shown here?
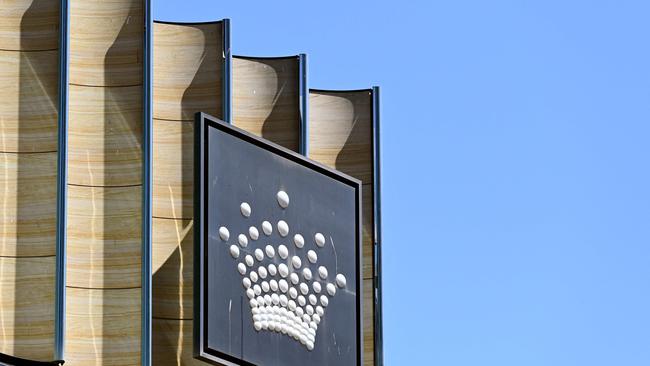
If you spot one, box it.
[245,255,254,267]
[278,263,289,278]
[315,233,326,247]
[258,266,268,279]
[271,294,280,305]
[289,287,298,299]
[336,274,347,288]
[262,221,273,235]
[267,264,277,276]
[240,202,251,217]
[278,245,289,259]
[293,234,305,248]
[296,307,304,317]
[298,295,306,306]
[290,273,299,285]
[320,295,329,307]
[280,295,288,307]
[270,279,278,292]
[308,294,317,306]
[250,298,258,308]
[246,288,255,299]
[312,314,321,324]
[243,277,251,288]
[299,283,309,295]
[237,262,246,275]
[307,250,317,264]
[316,306,324,316]
[249,226,259,240]
[277,191,290,208]
[288,300,297,311]
[253,285,261,296]
[254,249,264,261]
[238,234,248,248]
[318,266,328,279]
[302,268,312,281]
[219,227,230,241]
[249,271,258,283]
[277,220,289,237]
[326,283,336,296]
[261,281,270,292]
[229,245,240,258]
[264,294,272,305]
[254,322,262,331]
[291,256,302,269]
[312,282,321,293]
[265,245,275,258]
[279,279,289,293]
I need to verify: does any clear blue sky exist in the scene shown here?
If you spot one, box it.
[156,1,650,364]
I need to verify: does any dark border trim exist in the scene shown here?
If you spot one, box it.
[222,19,232,123]
[141,0,153,365]
[54,0,69,360]
[310,88,373,93]
[193,112,363,366]
[232,54,300,61]
[153,19,222,25]
[0,352,64,366]
[371,86,384,366]
[298,54,308,156]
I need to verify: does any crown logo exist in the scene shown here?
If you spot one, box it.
[217,190,348,351]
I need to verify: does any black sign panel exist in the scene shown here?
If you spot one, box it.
[194,113,362,366]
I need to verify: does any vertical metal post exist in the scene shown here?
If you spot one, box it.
[54,0,69,360]
[298,54,308,156]
[222,19,232,123]
[371,86,383,366]
[141,0,153,365]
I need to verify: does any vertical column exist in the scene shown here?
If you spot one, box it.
[151,20,225,366]
[66,0,144,364]
[0,0,60,361]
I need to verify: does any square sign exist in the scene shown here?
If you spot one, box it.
[194,113,363,366]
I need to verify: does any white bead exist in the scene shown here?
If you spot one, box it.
[242,277,251,288]
[237,262,246,275]
[280,294,288,306]
[277,191,290,208]
[320,295,329,307]
[312,314,320,324]
[218,227,230,241]
[277,220,289,237]
[288,300,297,311]
[261,281,270,292]
[254,249,264,261]
[293,234,305,248]
[238,234,248,248]
[264,294,272,305]
[296,307,304,317]
[249,271,258,283]
[249,226,259,240]
[306,341,314,351]
[240,202,251,217]
[254,321,262,331]
[229,245,240,258]
[302,314,311,323]
[290,273,299,285]
[270,279,278,292]
[316,306,324,316]
[265,245,275,258]
[262,221,272,235]
[246,288,255,299]
[326,283,336,296]
[314,233,325,247]
[278,245,289,259]
[245,255,254,267]
[298,295,306,306]
[307,250,317,264]
[312,282,321,293]
[271,294,280,305]
[278,263,289,278]
[250,299,258,308]
[289,287,298,299]
[336,274,347,288]
[318,266,328,279]
[302,268,312,281]
[258,266,268,279]
[299,283,309,295]
[291,256,302,269]
[308,294,317,306]
[279,279,288,293]
[267,264,277,276]
[253,285,261,296]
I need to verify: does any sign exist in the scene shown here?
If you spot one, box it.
[194,113,363,366]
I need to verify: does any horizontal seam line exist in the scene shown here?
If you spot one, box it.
[153,117,194,122]
[69,82,143,88]
[153,216,193,221]
[0,254,56,259]
[0,48,59,52]
[0,150,57,154]
[66,285,141,290]
[68,183,142,188]
[152,316,193,321]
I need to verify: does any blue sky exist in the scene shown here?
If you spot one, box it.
[156,1,650,364]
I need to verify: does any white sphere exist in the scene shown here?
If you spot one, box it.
[277,220,289,237]
[307,250,318,264]
[246,288,255,299]
[229,245,240,258]
[237,262,246,275]
[314,233,326,247]
[278,263,289,278]
[326,283,336,296]
[300,283,309,295]
[296,307,304,317]
[288,300,297,311]
[254,249,264,261]
[242,277,251,288]
[277,191,290,208]
[250,299,258,309]
[316,306,324,316]
[271,294,280,305]
[293,234,305,248]
[240,202,251,217]
[298,295,306,306]
[312,282,321,293]
[218,227,230,241]
[249,226,259,240]
[258,266,268,279]
[265,245,275,258]
[238,234,248,248]
[261,281,270,292]
[318,266,328,279]
[302,268,312,281]
[278,245,289,259]
[253,285,261,296]
[306,341,314,351]
[270,279,278,292]
[320,295,329,307]
[289,287,298,299]
[262,221,273,235]
[267,264,277,276]
[308,294,317,306]
[245,255,254,267]
[249,271,258,283]
[290,273,300,285]
[291,256,302,269]
[336,274,347,288]
[280,294,288,306]
[254,322,262,331]
[264,294,272,305]
[312,314,320,324]
[279,279,288,293]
